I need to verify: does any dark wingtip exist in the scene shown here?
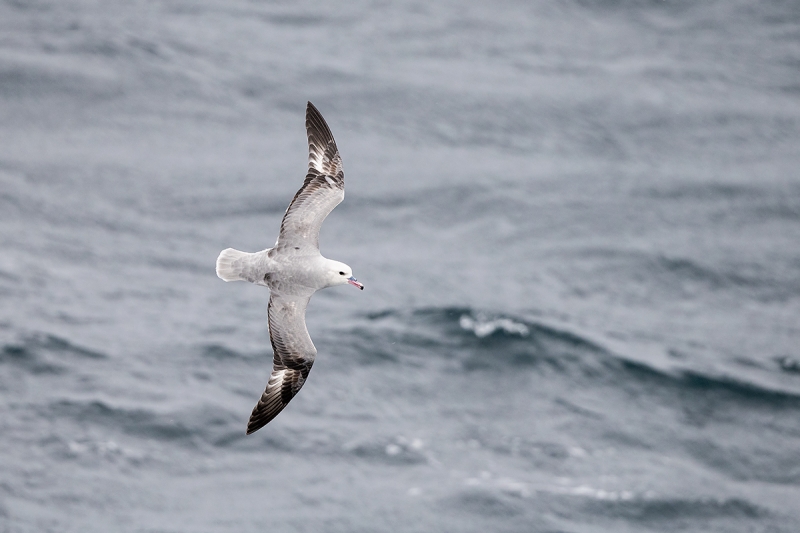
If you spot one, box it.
[305,101,321,126]
[246,404,282,435]
[246,410,268,435]
[305,102,334,144]
[246,419,264,435]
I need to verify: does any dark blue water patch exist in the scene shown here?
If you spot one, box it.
[776,355,800,374]
[680,369,800,405]
[45,399,245,450]
[48,399,194,442]
[1,334,106,375]
[610,360,800,484]
[684,439,800,485]
[620,359,800,407]
[360,307,615,375]
[1,343,65,375]
[25,334,105,359]
[580,495,766,522]
[360,308,800,405]
[354,307,800,451]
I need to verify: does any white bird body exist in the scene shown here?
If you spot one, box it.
[216,247,354,296]
[215,102,362,435]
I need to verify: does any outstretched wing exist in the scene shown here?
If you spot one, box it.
[275,101,345,251]
[246,294,317,434]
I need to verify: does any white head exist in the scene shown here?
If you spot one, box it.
[325,259,364,290]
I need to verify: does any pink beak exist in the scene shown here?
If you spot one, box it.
[347,276,364,290]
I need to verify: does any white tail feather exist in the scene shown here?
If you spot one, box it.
[216,248,251,282]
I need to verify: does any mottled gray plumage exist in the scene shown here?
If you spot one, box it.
[215,102,363,435]
[277,102,345,252]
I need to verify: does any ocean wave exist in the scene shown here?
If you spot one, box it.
[620,358,800,406]
[49,399,195,442]
[777,355,800,374]
[579,495,766,521]
[457,314,530,338]
[684,438,800,485]
[365,307,604,347]
[2,342,65,375]
[1,334,106,375]
[45,398,246,449]
[356,307,800,404]
[655,255,800,303]
[356,307,609,374]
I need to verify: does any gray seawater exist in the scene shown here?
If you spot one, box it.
[1,0,800,531]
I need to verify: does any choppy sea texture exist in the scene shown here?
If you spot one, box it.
[1,0,799,532]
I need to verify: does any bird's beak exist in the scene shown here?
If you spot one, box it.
[347,276,364,290]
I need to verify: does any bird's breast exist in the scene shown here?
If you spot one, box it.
[267,257,325,295]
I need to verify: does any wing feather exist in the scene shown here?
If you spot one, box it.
[276,102,344,251]
[246,294,316,434]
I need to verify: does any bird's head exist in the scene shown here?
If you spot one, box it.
[326,260,364,290]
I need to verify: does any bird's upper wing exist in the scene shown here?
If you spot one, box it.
[246,293,317,434]
[275,102,345,251]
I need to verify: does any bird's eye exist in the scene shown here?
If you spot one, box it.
[339,271,345,276]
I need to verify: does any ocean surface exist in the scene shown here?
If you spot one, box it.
[1,0,799,531]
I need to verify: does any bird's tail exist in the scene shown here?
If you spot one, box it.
[215,248,252,282]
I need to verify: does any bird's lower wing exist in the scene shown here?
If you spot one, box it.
[247,294,317,434]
